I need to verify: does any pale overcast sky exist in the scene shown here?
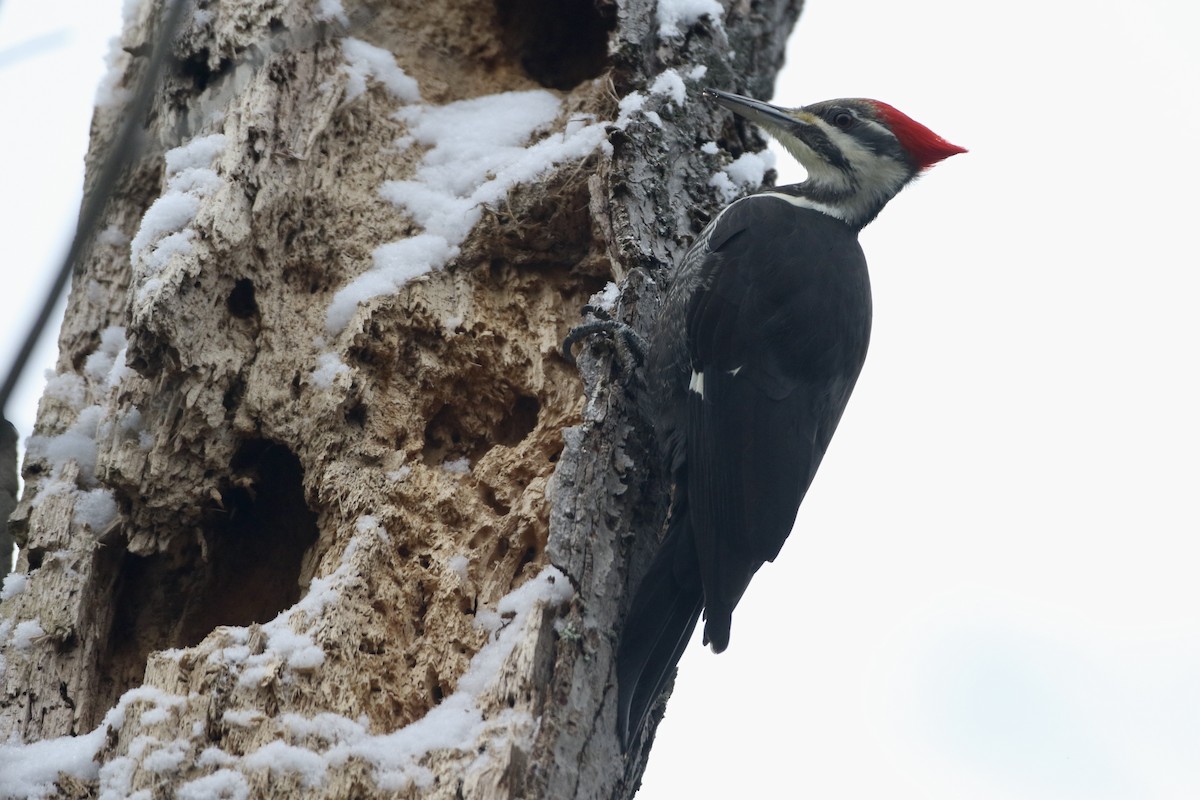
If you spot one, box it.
[1,0,1198,797]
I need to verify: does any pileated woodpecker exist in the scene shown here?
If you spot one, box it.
[616,89,965,748]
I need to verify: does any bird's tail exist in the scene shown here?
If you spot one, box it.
[616,508,703,750]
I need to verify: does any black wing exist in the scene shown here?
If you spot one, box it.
[616,196,872,747]
[683,198,872,650]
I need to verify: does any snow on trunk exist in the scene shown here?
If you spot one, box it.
[0,0,801,796]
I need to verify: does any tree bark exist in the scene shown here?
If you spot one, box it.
[0,0,800,796]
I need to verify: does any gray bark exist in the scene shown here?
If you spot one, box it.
[0,421,16,583]
[0,0,800,796]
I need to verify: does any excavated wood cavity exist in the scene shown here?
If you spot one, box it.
[92,439,318,726]
[189,439,319,643]
[422,392,540,468]
[496,0,616,89]
[359,0,614,102]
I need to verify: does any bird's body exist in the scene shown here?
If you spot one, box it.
[616,90,964,748]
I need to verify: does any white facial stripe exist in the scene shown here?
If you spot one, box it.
[779,117,855,194]
[834,130,907,188]
[757,117,853,194]
[804,121,910,228]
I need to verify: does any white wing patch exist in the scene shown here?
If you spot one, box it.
[689,370,705,398]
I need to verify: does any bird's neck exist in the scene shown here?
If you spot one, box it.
[771,168,912,231]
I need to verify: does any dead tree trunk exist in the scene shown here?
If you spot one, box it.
[0,0,799,796]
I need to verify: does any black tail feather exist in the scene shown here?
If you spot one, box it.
[616,515,703,750]
[701,608,732,653]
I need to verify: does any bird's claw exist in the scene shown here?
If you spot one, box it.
[563,308,648,384]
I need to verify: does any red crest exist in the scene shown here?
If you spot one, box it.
[870,101,967,169]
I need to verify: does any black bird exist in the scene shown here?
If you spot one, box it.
[617,89,965,747]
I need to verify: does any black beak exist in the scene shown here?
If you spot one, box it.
[703,88,812,131]
[704,88,842,169]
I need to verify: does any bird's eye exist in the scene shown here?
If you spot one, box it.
[833,111,854,130]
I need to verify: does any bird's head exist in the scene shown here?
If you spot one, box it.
[705,88,965,229]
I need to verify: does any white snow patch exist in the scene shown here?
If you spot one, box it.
[83,326,128,386]
[619,66,704,128]
[75,488,118,531]
[142,739,188,773]
[615,91,661,129]
[709,149,776,203]
[131,134,228,307]
[688,64,709,80]
[98,755,137,800]
[341,38,420,103]
[138,276,163,300]
[1,572,28,601]
[106,687,186,732]
[126,735,157,761]
[657,0,725,38]
[223,709,263,728]
[272,626,326,672]
[164,134,228,176]
[281,712,369,743]
[324,235,459,334]
[26,403,106,486]
[198,747,237,768]
[442,457,471,475]
[649,69,688,106]
[724,148,775,185]
[26,333,141,521]
[0,685,188,799]
[325,90,607,335]
[11,619,44,650]
[138,706,171,726]
[119,406,144,436]
[167,167,224,196]
[95,33,133,108]
[43,371,87,410]
[708,172,736,203]
[29,477,75,512]
[131,196,198,272]
[314,0,349,25]
[311,352,350,388]
[177,769,251,800]
[447,555,470,581]
[107,349,132,389]
[701,140,720,155]
[208,641,250,668]
[244,741,328,787]
[591,282,620,314]
[0,725,107,798]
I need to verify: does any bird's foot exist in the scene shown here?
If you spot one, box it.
[562,305,648,384]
